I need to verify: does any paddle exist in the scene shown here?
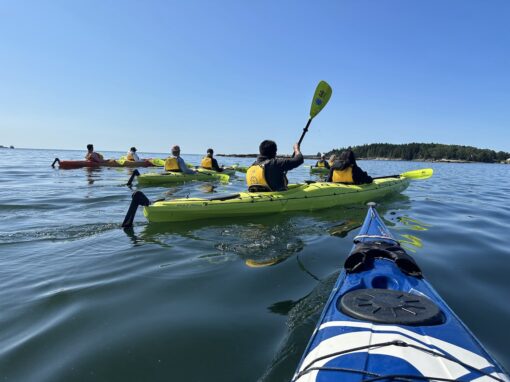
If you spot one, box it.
[373,168,433,181]
[296,81,333,149]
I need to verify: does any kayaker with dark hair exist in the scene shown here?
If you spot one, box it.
[85,144,104,162]
[126,147,140,162]
[165,145,195,174]
[327,149,373,184]
[200,148,223,172]
[246,140,303,192]
[315,154,330,169]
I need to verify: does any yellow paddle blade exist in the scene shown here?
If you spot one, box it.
[401,168,433,180]
[245,258,280,268]
[310,80,332,119]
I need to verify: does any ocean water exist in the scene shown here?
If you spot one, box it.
[0,148,509,381]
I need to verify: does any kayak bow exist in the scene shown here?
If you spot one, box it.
[293,204,509,382]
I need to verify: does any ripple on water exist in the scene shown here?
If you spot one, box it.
[0,152,509,380]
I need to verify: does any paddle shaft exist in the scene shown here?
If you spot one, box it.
[373,174,400,180]
[291,117,313,159]
[298,117,313,147]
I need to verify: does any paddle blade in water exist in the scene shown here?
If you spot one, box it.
[310,80,332,119]
[401,168,433,180]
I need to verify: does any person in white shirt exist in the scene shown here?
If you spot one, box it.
[126,147,140,162]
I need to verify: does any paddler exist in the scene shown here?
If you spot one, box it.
[85,144,104,162]
[328,154,336,167]
[165,145,195,174]
[200,148,224,172]
[126,147,140,161]
[246,140,303,192]
[327,149,373,184]
[315,154,330,169]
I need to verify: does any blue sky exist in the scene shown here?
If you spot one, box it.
[1,0,509,154]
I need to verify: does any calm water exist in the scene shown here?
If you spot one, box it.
[0,148,509,381]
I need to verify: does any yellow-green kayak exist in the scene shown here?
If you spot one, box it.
[144,176,413,222]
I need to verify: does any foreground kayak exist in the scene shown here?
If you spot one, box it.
[142,169,432,222]
[52,157,162,169]
[292,205,509,382]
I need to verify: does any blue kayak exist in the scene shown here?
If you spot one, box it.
[293,204,509,382]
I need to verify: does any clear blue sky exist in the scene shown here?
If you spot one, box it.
[1,0,509,154]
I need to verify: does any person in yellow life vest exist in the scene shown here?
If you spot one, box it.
[165,145,195,174]
[200,148,224,172]
[315,154,330,169]
[328,154,336,167]
[126,147,140,161]
[85,144,104,162]
[246,140,303,192]
[327,149,373,184]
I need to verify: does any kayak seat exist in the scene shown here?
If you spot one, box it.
[248,185,272,192]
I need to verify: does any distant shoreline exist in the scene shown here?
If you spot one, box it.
[217,154,509,164]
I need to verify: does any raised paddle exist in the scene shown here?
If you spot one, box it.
[297,80,332,148]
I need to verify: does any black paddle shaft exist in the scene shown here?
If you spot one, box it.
[373,174,400,180]
[291,118,312,159]
[297,118,313,146]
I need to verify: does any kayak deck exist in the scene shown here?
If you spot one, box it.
[293,206,509,382]
[143,177,409,222]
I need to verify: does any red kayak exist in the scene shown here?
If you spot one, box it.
[52,158,158,169]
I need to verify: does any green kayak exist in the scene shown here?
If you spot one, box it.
[140,169,432,222]
[310,166,329,174]
[137,171,230,186]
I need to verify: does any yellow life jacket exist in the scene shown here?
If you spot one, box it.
[317,160,325,168]
[201,156,213,169]
[164,157,181,172]
[246,162,271,192]
[127,152,135,161]
[332,166,354,183]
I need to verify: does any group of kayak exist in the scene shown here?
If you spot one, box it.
[49,77,509,379]
[120,138,434,225]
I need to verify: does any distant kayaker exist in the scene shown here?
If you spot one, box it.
[165,145,195,174]
[327,149,373,184]
[126,147,140,161]
[200,148,223,172]
[246,140,303,192]
[85,144,104,162]
[315,154,330,169]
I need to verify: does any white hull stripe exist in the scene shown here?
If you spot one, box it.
[294,322,509,382]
